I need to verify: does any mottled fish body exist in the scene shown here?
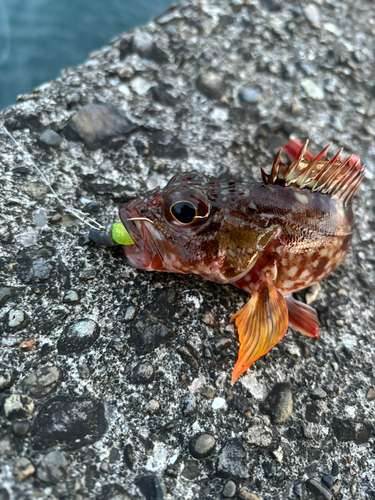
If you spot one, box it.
[118,140,365,383]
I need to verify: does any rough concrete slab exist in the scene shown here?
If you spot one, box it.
[0,0,374,499]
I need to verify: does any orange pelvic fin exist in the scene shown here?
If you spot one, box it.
[285,295,319,338]
[231,275,288,384]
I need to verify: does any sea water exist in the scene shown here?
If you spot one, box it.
[0,0,178,110]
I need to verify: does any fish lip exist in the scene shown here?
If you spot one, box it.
[119,203,156,270]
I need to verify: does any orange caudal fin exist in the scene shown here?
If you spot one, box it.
[285,295,319,338]
[231,276,288,384]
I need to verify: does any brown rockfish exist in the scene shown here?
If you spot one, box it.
[118,139,365,384]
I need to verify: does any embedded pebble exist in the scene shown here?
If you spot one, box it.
[322,475,334,489]
[287,346,301,357]
[63,290,80,303]
[21,366,61,398]
[305,283,321,304]
[238,487,260,500]
[124,305,136,321]
[12,420,31,437]
[57,319,100,355]
[239,87,262,103]
[213,337,232,351]
[38,129,62,148]
[20,257,52,283]
[341,334,357,349]
[100,460,111,474]
[215,372,227,388]
[36,451,70,484]
[196,72,224,99]
[188,376,206,393]
[311,387,327,400]
[33,209,47,227]
[245,419,273,447]
[262,383,293,424]
[14,457,35,481]
[8,309,26,329]
[217,441,249,479]
[301,78,325,100]
[305,479,332,500]
[228,394,250,415]
[366,388,375,400]
[178,344,200,371]
[183,395,197,417]
[32,396,106,450]
[79,266,97,280]
[0,287,13,305]
[144,399,160,414]
[4,394,34,420]
[272,446,283,463]
[212,397,226,410]
[181,460,198,480]
[200,386,215,399]
[303,4,320,25]
[222,480,237,498]
[124,443,135,469]
[189,433,216,459]
[65,103,136,149]
[136,475,166,500]
[132,32,154,57]
[130,77,153,96]
[131,362,154,384]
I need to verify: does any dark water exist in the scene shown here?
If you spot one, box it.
[0,0,177,110]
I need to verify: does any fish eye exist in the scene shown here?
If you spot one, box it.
[162,188,210,231]
[170,201,197,225]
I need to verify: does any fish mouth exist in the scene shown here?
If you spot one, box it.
[119,203,170,271]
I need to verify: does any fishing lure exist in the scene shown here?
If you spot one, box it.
[90,139,365,384]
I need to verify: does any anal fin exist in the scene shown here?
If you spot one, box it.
[285,295,319,338]
[231,276,288,384]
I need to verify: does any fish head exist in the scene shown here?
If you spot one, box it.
[119,172,222,277]
[119,172,277,282]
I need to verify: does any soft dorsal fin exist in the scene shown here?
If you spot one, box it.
[261,139,366,205]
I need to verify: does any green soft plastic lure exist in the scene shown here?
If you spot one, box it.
[89,221,134,246]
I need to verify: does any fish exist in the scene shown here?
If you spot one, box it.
[112,139,365,384]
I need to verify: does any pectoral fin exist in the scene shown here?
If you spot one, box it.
[231,275,288,384]
[285,295,319,338]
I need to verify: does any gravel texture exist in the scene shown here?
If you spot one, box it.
[1,0,375,499]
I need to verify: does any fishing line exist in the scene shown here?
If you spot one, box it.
[0,122,105,230]
[0,0,11,66]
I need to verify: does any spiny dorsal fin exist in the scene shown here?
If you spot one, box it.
[261,139,366,204]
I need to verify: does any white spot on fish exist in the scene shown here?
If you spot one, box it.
[313,259,320,268]
[305,276,315,285]
[283,279,295,288]
[300,269,310,279]
[288,266,299,278]
[295,192,309,204]
[281,258,289,266]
